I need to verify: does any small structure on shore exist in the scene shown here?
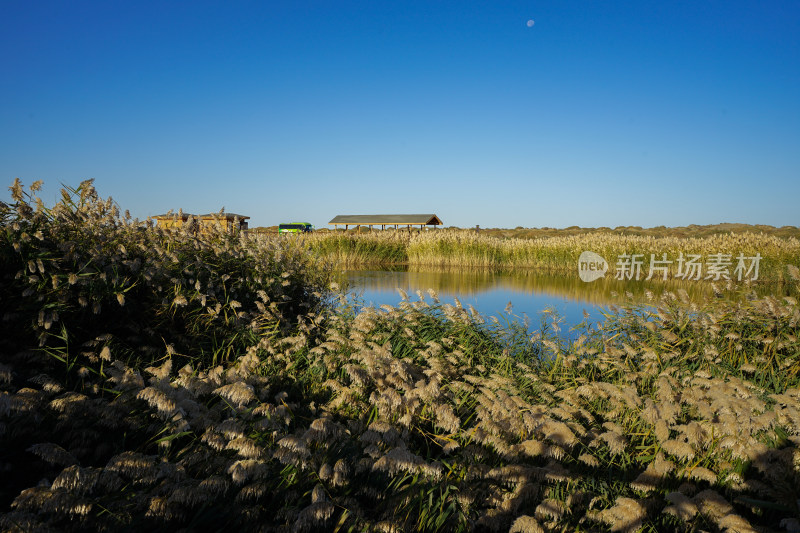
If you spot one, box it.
[151,211,250,233]
[329,214,442,231]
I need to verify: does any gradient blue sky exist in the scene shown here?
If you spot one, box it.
[2,1,798,229]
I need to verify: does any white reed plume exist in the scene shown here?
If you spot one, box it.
[213,381,256,408]
[509,515,545,533]
[588,497,645,533]
[662,491,698,522]
[27,443,78,467]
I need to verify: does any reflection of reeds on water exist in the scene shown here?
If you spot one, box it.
[341,265,783,307]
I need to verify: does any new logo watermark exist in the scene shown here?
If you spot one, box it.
[578,251,761,282]
[578,251,609,282]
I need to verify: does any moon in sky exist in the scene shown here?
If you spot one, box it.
[526,19,535,27]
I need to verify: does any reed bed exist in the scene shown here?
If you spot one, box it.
[3,181,800,532]
[275,231,409,267]
[298,230,800,284]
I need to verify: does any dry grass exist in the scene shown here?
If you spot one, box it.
[296,229,800,284]
[3,180,800,532]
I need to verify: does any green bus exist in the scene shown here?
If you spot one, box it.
[278,222,314,234]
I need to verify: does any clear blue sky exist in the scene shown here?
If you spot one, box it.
[2,1,798,229]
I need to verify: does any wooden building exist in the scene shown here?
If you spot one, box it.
[151,212,250,233]
[328,214,442,231]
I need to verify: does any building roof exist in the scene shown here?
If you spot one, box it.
[198,213,249,220]
[152,212,249,220]
[329,214,442,225]
[152,213,191,219]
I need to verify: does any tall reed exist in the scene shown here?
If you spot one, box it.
[3,180,800,532]
[299,229,800,284]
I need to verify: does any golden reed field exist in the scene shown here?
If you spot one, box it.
[2,180,800,532]
[292,228,800,287]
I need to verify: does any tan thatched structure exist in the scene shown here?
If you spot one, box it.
[151,212,249,233]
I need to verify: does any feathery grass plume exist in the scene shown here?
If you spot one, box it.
[168,481,214,507]
[201,428,228,451]
[654,419,671,443]
[662,491,698,522]
[292,502,335,532]
[661,439,696,461]
[49,392,89,413]
[783,263,800,280]
[687,466,718,484]
[136,386,179,418]
[275,435,311,466]
[226,436,264,459]
[693,489,734,523]
[599,430,628,456]
[541,419,578,448]
[318,462,333,482]
[235,482,269,503]
[213,381,256,408]
[678,421,709,449]
[12,486,93,517]
[50,465,102,496]
[589,497,646,533]
[105,451,159,483]
[304,416,344,443]
[145,359,172,382]
[145,495,185,521]
[28,374,64,394]
[198,475,230,497]
[331,458,350,487]
[515,440,550,457]
[372,447,442,479]
[227,459,269,485]
[216,418,249,440]
[26,443,78,467]
[509,515,545,533]
[630,457,670,494]
[717,514,759,533]
[534,498,565,521]
[311,483,328,505]
[542,461,573,483]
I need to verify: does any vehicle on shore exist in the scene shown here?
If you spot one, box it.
[278,222,314,234]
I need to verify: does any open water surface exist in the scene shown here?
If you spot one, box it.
[340,267,780,333]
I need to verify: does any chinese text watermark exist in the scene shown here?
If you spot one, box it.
[579,251,761,282]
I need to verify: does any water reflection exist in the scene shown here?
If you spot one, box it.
[339,266,780,332]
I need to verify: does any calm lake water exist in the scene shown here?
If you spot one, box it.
[340,267,781,334]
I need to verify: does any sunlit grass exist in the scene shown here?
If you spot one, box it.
[296,229,800,285]
[2,180,800,532]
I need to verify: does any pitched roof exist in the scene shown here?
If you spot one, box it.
[198,213,249,220]
[151,212,249,220]
[329,214,442,225]
[152,212,192,219]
